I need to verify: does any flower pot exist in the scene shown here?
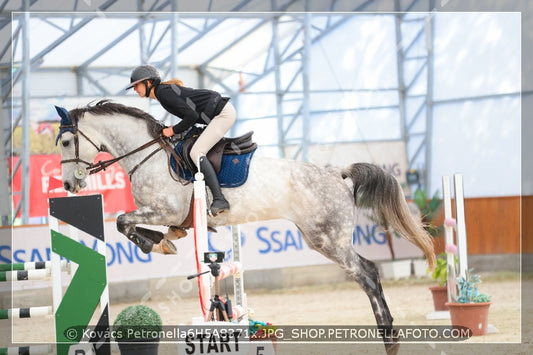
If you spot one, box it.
[429,285,448,311]
[379,259,411,280]
[445,302,491,336]
[117,338,160,355]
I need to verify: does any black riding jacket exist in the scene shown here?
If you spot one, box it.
[154,83,229,134]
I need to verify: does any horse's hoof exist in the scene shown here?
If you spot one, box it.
[128,232,153,254]
[167,226,188,240]
[384,331,400,355]
[161,239,177,254]
[136,226,164,243]
[385,343,399,355]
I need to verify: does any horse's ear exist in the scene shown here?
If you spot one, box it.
[55,105,72,126]
[55,105,74,146]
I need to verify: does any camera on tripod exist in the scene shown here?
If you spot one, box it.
[187,251,234,322]
[204,251,224,264]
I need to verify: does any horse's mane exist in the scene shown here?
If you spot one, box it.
[69,99,164,138]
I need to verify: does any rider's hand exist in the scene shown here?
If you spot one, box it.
[162,127,174,137]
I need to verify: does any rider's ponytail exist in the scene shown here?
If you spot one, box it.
[161,78,184,86]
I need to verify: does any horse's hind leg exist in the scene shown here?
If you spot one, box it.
[351,254,399,355]
[295,221,398,352]
[324,244,399,355]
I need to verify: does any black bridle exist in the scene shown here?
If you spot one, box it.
[59,122,167,179]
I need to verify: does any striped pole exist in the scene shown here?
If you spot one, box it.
[0,345,54,355]
[0,306,52,320]
[230,305,245,320]
[0,260,68,273]
[0,261,51,272]
[216,262,243,281]
[0,269,51,282]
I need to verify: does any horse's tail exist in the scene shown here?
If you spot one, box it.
[342,163,436,270]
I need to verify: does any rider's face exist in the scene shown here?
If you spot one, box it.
[133,82,146,97]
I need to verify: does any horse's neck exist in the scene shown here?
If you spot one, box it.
[82,113,166,172]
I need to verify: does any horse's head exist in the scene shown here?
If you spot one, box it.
[55,100,166,192]
[55,105,101,193]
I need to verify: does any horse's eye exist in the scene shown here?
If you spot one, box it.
[62,140,70,147]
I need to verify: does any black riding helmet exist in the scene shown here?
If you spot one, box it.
[126,65,161,97]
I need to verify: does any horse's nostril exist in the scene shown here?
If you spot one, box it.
[64,182,70,191]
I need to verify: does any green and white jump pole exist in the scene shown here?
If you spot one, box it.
[1,195,110,354]
[48,195,110,355]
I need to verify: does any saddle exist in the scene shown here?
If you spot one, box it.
[175,126,257,178]
[170,126,257,230]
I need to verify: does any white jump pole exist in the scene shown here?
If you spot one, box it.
[49,197,80,313]
[191,157,248,324]
[193,169,211,321]
[442,176,457,302]
[48,215,63,313]
[454,174,468,279]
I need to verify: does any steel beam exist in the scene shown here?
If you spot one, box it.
[301,11,311,162]
[424,2,435,193]
[272,14,285,157]
[19,4,30,224]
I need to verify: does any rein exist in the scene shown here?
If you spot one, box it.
[59,122,170,179]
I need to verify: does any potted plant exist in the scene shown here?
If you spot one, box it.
[445,269,492,336]
[427,242,460,311]
[428,252,450,311]
[113,305,162,354]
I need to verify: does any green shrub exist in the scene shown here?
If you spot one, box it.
[428,252,457,287]
[113,305,162,340]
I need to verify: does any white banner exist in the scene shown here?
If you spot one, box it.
[3,213,423,291]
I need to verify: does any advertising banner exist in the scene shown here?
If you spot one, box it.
[9,154,137,218]
[3,216,423,291]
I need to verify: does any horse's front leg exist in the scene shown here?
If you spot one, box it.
[116,208,177,255]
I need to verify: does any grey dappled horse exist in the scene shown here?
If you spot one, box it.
[56,100,435,354]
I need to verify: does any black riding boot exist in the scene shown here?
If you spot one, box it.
[199,156,230,215]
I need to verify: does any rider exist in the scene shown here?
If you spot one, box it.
[127,64,234,215]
